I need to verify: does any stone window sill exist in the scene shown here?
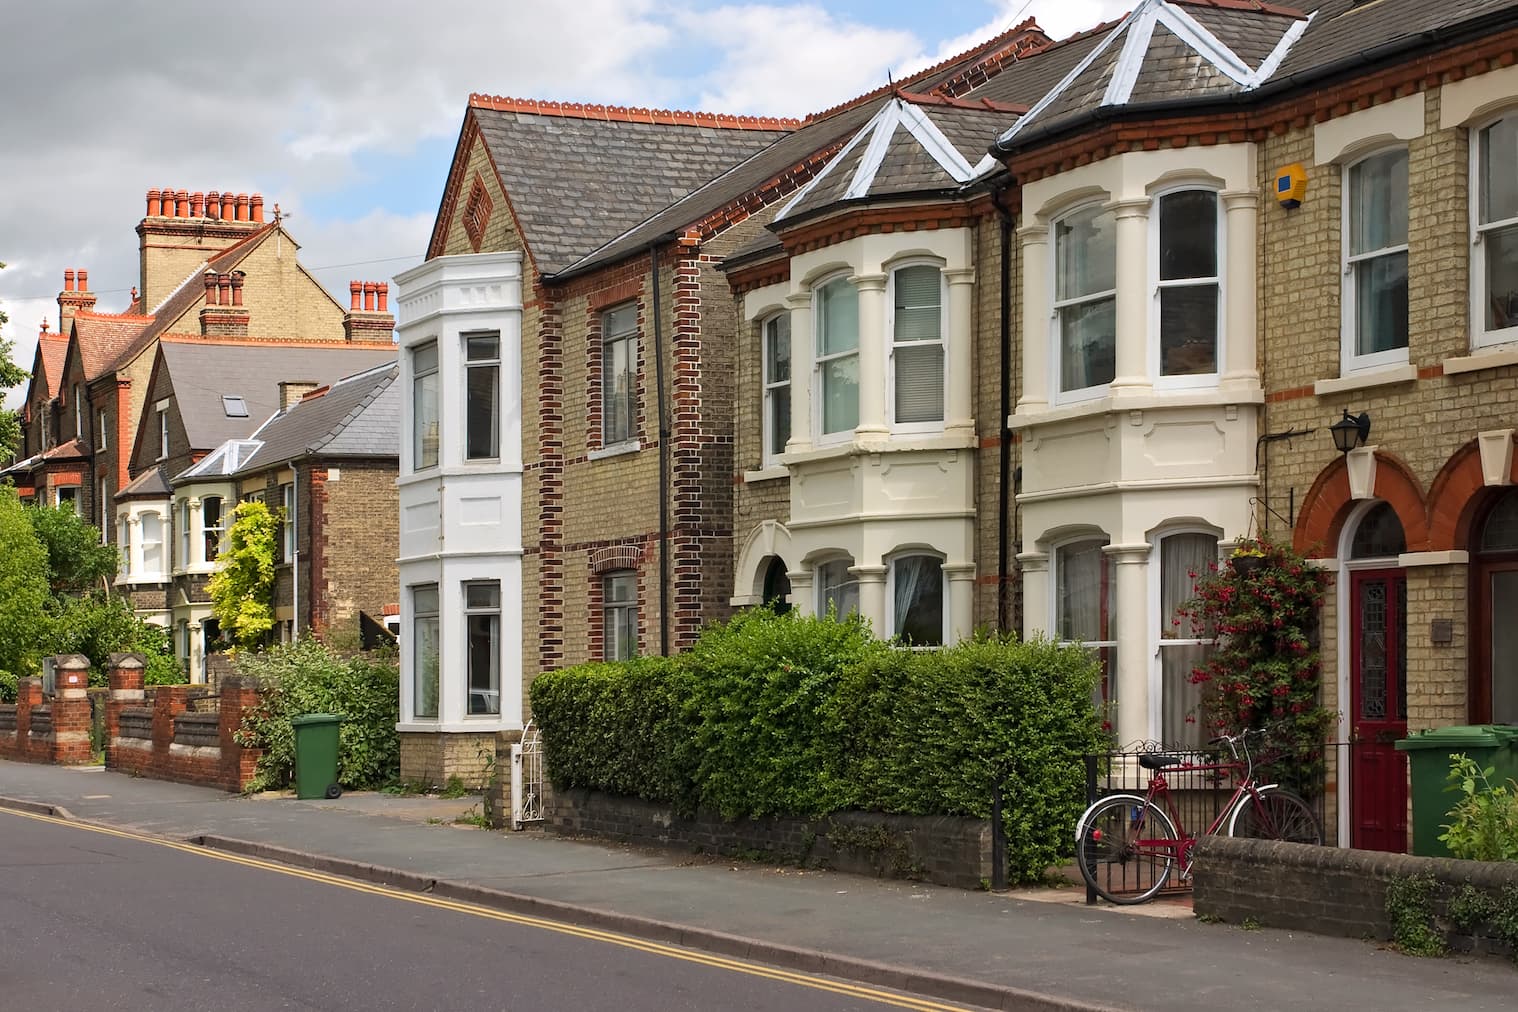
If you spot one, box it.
[588,440,641,461]
[742,466,789,484]
[1444,346,1518,376]
[1313,364,1417,397]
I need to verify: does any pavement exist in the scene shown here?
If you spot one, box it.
[2,760,1515,1012]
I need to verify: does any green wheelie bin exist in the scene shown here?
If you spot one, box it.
[292,713,344,800]
[1396,725,1518,857]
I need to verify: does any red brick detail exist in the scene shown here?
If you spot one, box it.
[1266,383,1315,403]
[1294,450,1430,557]
[936,18,1122,99]
[308,468,330,636]
[538,300,566,673]
[1426,439,1497,552]
[587,279,643,312]
[590,542,646,574]
[727,259,791,297]
[467,94,801,131]
[101,663,263,793]
[463,172,494,253]
[895,90,1029,115]
[1418,363,1445,380]
[686,141,847,245]
[780,203,980,257]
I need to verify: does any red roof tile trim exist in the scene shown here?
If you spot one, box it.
[896,90,1030,115]
[1171,0,1306,17]
[467,94,800,131]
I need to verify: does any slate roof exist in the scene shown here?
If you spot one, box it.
[470,101,792,275]
[157,339,397,452]
[231,362,400,475]
[1271,0,1518,80]
[116,463,172,500]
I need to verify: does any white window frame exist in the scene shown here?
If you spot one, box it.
[813,273,859,444]
[410,583,440,720]
[1051,203,1118,404]
[815,555,859,619]
[73,384,82,441]
[463,330,501,462]
[602,303,639,448]
[118,514,131,577]
[886,262,948,433]
[281,482,295,563]
[1149,529,1220,748]
[1342,146,1411,374]
[202,496,225,563]
[1149,187,1224,390]
[760,312,791,466]
[463,580,502,717]
[603,571,639,661]
[1051,536,1116,713]
[411,340,440,471]
[99,408,108,452]
[157,407,170,461]
[140,511,165,580]
[1471,111,1518,349]
[178,498,191,571]
[886,551,947,647]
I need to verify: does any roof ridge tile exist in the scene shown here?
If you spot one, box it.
[1170,0,1306,18]
[895,89,1030,115]
[467,94,800,131]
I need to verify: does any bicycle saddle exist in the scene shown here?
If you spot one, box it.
[1138,754,1188,770]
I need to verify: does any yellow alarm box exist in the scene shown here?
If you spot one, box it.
[1275,163,1307,209]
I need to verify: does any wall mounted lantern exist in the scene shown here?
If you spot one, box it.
[1330,409,1371,454]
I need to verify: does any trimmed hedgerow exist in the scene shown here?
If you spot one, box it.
[530,610,1103,883]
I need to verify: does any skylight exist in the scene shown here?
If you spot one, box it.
[222,395,249,418]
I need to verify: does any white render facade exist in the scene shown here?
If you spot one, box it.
[394,251,525,736]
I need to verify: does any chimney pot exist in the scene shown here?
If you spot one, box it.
[219,274,232,306]
[78,269,88,291]
[363,281,376,312]
[207,190,221,219]
[377,282,389,312]
[204,272,219,305]
[192,191,205,217]
[235,193,249,222]
[230,271,245,307]
[349,281,361,311]
[147,189,162,217]
[250,194,264,223]
[64,270,75,292]
[176,189,190,217]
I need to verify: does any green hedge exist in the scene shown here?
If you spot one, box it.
[233,640,400,791]
[530,610,1103,883]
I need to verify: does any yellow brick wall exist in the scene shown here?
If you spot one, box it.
[398,730,497,788]
[971,210,1017,633]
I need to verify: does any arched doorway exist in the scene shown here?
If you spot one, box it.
[761,556,792,614]
[1473,489,1518,724]
[1345,501,1408,852]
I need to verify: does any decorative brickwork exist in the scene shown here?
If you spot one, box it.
[463,173,494,252]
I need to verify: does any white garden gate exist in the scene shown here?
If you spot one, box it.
[510,721,544,829]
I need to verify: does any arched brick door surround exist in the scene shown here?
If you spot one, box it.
[1426,438,1518,551]
[1294,450,1429,557]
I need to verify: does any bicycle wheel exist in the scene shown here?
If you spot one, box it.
[1227,787,1322,845]
[1076,794,1181,905]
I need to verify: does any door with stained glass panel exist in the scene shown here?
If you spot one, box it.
[1350,568,1408,852]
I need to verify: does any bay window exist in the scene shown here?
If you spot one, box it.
[203,497,224,563]
[603,572,638,660]
[1054,205,1117,394]
[602,303,638,446]
[464,332,500,461]
[815,276,859,436]
[816,557,859,619]
[141,513,164,577]
[762,313,791,464]
[411,584,440,719]
[1157,533,1217,748]
[464,581,501,715]
[412,341,439,469]
[890,554,944,646]
[1476,115,1518,345]
[890,265,945,425]
[1344,148,1409,370]
[1155,190,1220,379]
[1054,538,1115,709]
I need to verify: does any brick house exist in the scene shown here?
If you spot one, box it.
[4,317,77,505]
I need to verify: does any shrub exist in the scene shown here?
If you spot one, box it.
[26,503,117,593]
[1440,753,1518,862]
[41,594,183,686]
[208,501,280,649]
[0,486,50,679]
[234,640,399,791]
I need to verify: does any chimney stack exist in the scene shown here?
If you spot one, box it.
[342,278,396,344]
[138,186,269,315]
[200,271,249,337]
[57,267,98,332]
[279,381,320,412]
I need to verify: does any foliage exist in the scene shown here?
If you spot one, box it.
[26,503,117,593]
[0,486,51,680]
[0,262,24,462]
[208,500,280,649]
[1385,874,1447,957]
[234,640,400,791]
[40,594,182,686]
[530,609,1105,884]
[1440,753,1518,862]
[1177,534,1334,795]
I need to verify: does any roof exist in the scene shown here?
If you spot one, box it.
[72,312,154,382]
[116,463,172,500]
[231,361,400,475]
[468,98,793,274]
[1270,0,1518,80]
[35,333,69,398]
[157,338,397,452]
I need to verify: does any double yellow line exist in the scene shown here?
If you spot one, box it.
[1,807,974,1012]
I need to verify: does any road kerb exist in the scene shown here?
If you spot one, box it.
[0,797,75,820]
[190,833,1122,1012]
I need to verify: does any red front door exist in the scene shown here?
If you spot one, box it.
[1350,569,1409,852]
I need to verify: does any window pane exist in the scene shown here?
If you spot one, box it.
[1482,491,1518,552]
[1159,285,1218,375]
[821,354,859,433]
[1485,223,1518,331]
[142,514,162,574]
[604,336,634,444]
[604,304,637,339]
[893,556,943,646]
[817,559,858,618]
[1056,539,1110,642]
[1355,250,1409,355]
[413,367,439,468]
[1351,502,1407,559]
[1160,534,1216,637]
[765,315,790,383]
[412,342,438,374]
[467,611,500,715]
[817,280,858,357]
[466,582,500,609]
[1059,296,1116,391]
[1350,150,1408,255]
[466,362,499,459]
[414,585,439,614]
[465,333,499,362]
[1056,206,1116,300]
[1493,571,1518,724]
[770,385,791,453]
[606,573,635,604]
[894,343,944,423]
[1158,191,1217,281]
[1161,643,1212,748]
[1480,117,1518,225]
[894,266,942,343]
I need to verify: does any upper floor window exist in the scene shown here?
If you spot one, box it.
[203,497,224,563]
[280,483,295,563]
[761,313,790,465]
[464,331,500,461]
[98,409,108,452]
[603,303,638,446]
[157,407,170,461]
[1054,205,1117,395]
[603,571,638,661]
[1476,115,1518,346]
[816,557,859,619]
[889,554,944,646]
[890,265,945,426]
[1054,538,1114,709]
[815,276,859,437]
[1344,148,1409,371]
[73,384,82,440]
[141,512,164,576]
[412,341,439,469]
[1155,190,1220,381]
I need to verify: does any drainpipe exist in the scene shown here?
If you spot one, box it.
[291,463,300,642]
[993,185,1015,633]
[649,241,670,656]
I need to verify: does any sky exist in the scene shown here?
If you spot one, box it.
[0,0,1132,410]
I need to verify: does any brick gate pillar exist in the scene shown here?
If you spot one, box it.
[105,653,146,770]
[49,654,94,765]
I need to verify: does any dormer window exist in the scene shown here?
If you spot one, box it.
[1054,205,1117,396]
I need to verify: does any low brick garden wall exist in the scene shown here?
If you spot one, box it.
[0,656,94,766]
[546,788,993,889]
[1192,835,1518,957]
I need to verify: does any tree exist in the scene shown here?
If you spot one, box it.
[0,262,26,462]
[0,486,50,679]
[208,500,280,649]
[27,503,118,593]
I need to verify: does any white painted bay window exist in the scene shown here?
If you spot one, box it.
[1476,114,1518,346]
[412,584,440,719]
[464,581,501,715]
[465,332,500,461]
[1054,205,1117,395]
[1344,148,1409,370]
[603,572,638,660]
[412,341,440,469]
[889,264,945,426]
[1154,190,1220,381]
[202,496,224,563]
[762,313,791,465]
[141,513,165,578]
[602,303,638,446]
[889,554,944,646]
[1054,538,1115,710]
[815,276,859,437]
[816,557,859,619]
[1157,532,1217,748]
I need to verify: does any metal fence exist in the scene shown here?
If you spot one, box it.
[510,721,545,829]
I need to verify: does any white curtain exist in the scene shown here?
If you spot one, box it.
[892,556,943,645]
[1160,534,1218,747]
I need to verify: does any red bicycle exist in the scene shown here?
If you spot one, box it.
[1075,727,1323,904]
